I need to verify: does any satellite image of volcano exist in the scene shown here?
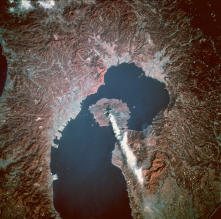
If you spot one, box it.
[0,0,221,218]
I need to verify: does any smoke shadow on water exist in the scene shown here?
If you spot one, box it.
[51,63,169,219]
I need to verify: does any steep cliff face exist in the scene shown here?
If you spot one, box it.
[0,0,220,218]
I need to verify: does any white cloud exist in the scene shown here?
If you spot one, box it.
[52,174,58,181]
[9,7,15,13]
[20,0,33,9]
[38,0,55,9]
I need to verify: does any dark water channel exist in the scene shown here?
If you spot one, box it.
[51,63,169,219]
[0,44,7,97]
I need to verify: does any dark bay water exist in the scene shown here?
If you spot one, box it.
[0,44,7,97]
[82,63,169,131]
[51,63,169,219]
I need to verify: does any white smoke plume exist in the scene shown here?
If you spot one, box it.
[108,112,144,185]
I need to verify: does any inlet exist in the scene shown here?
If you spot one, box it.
[50,63,169,219]
[0,44,7,97]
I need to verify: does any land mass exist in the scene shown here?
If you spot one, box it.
[0,0,220,218]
